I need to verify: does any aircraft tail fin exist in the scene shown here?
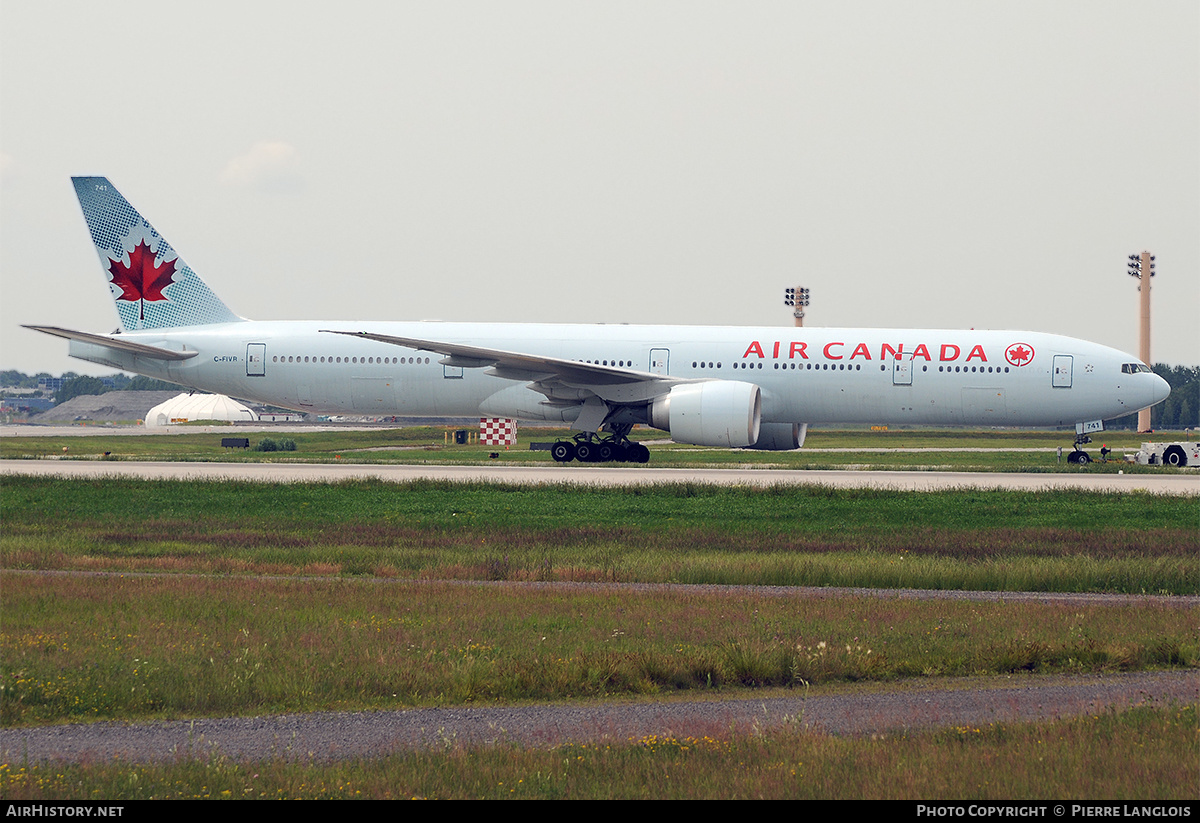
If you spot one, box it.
[72,176,243,330]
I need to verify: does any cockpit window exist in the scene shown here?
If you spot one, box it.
[1121,363,1152,374]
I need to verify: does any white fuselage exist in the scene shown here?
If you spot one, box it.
[69,321,1168,429]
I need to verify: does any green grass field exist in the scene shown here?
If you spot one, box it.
[3,476,1196,592]
[3,571,1194,727]
[2,425,1189,472]
[2,431,1195,799]
[3,477,1195,728]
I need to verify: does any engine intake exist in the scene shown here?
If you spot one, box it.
[650,381,762,447]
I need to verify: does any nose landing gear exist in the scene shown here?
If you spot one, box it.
[1066,433,1092,464]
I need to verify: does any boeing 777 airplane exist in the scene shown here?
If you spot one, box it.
[27,177,1170,464]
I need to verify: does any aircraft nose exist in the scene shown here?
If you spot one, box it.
[1151,373,1171,406]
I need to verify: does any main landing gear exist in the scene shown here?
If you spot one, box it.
[550,424,651,464]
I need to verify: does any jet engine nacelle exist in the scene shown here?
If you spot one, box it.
[745,422,808,451]
[649,381,762,447]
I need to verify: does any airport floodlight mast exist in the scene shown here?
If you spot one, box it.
[784,286,810,327]
[1126,251,1155,432]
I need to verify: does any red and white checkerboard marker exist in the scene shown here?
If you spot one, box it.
[479,417,517,445]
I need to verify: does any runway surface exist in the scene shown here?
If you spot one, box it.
[2,458,1197,493]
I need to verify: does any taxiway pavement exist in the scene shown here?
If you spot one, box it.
[2,459,1197,493]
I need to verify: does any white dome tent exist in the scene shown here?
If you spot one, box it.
[144,393,258,427]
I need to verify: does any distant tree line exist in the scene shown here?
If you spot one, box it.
[0,370,52,389]
[0,371,182,404]
[51,374,182,404]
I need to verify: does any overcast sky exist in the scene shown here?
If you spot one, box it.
[2,1,1196,375]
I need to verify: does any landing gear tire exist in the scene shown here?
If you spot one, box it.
[1068,450,1090,465]
[553,422,650,465]
[550,441,575,463]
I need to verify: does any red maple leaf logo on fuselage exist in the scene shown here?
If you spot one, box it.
[108,241,177,320]
[1005,343,1034,367]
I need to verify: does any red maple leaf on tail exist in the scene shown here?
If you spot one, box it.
[108,240,177,320]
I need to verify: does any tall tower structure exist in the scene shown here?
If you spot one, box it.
[1126,251,1155,432]
[784,286,810,327]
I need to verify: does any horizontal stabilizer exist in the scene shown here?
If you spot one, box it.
[23,326,199,361]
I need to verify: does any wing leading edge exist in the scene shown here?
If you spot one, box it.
[318,329,684,406]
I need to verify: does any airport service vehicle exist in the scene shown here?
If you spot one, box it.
[1129,441,1200,467]
[27,177,1171,464]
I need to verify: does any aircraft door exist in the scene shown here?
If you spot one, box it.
[649,348,670,376]
[1052,355,1073,388]
[247,343,266,377]
[892,357,912,386]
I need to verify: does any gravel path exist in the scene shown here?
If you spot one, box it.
[3,670,1194,765]
[8,569,1198,610]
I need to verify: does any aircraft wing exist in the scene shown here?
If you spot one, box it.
[23,326,199,361]
[319,329,682,404]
